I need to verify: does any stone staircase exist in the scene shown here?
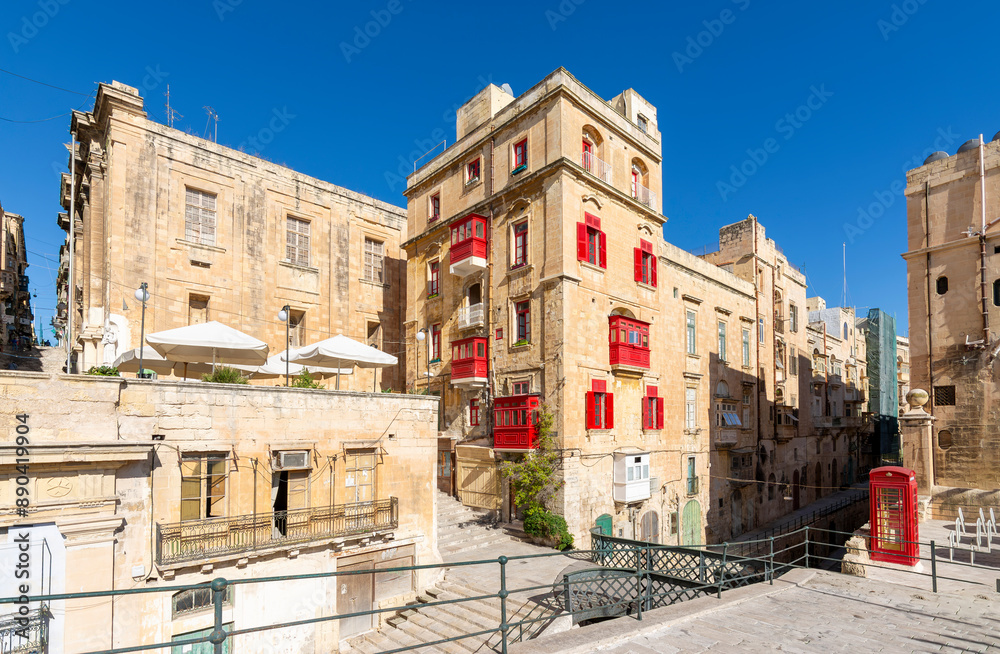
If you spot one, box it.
[0,346,65,373]
[341,493,563,653]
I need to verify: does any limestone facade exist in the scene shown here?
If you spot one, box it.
[897,336,910,412]
[0,372,439,653]
[903,134,1000,507]
[56,81,407,391]
[0,202,33,350]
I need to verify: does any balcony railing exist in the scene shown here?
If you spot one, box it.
[686,476,699,496]
[457,303,485,329]
[155,498,398,567]
[581,151,613,185]
[633,181,657,210]
[0,604,50,654]
[715,431,738,448]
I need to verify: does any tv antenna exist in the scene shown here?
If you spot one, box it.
[203,106,219,143]
[164,85,182,128]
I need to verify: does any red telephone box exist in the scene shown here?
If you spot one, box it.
[869,466,919,565]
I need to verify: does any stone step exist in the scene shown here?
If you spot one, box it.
[439,538,513,557]
[402,612,481,652]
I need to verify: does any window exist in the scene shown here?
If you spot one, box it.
[642,386,664,430]
[512,138,528,171]
[180,453,227,521]
[515,300,530,344]
[345,449,376,503]
[184,188,217,246]
[637,114,648,133]
[188,294,209,325]
[586,380,613,429]
[428,260,439,297]
[716,401,741,427]
[758,317,765,343]
[286,216,310,267]
[290,311,306,347]
[936,276,948,295]
[634,239,657,286]
[512,380,530,395]
[470,399,480,426]
[933,385,955,406]
[686,456,697,495]
[843,322,849,340]
[742,329,750,367]
[429,193,441,221]
[938,429,953,449]
[582,139,593,170]
[789,304,798,332]
[790,346,798,376]
[513,221,528,267]
[577,213,606,268]
[364,238,384,283]
[685,387,697,429]
[172,586,231,619]
[686,311,697,355]
[430,323,441,361]
[718,322,727,361]
[466,158,481,184]
[994,279,1000,306]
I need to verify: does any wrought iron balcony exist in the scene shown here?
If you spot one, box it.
[714,430,739,448]
[581,151,613,185]
[457,303,485,329]
[0,604,50,654]
[632,181,657,211]
[155,498,398,567]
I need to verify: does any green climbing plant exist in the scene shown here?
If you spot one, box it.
[291,368,323,388]
[85,365,120,377]
[201,367,249,384]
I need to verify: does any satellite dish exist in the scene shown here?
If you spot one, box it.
[501,83,513,96]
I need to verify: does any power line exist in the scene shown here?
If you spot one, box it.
[0,91,95,124]
[0,68,92,96]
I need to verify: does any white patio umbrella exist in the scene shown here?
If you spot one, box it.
[146,321,269,374]
[254,351,352,380]
[113,347,247,379]
[289,334,397,389]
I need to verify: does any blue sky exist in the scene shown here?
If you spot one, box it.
[3,0,999,339]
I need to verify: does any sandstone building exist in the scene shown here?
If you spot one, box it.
[55,81,406,390]
[402,69,865,545]
[0,372,439,653]
[1,202,34,350]
[903,133,1000,510]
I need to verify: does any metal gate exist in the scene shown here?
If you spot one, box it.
[337,561,374,639]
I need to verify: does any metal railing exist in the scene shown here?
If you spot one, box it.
[155,498,398,566]
[581,151,613,185]
[632,181,656,210]
[0,604,50,654]
[457,303,485,329]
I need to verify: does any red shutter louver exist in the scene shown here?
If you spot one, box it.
[605,393,614,429]
[577,222,588,261]
[656,398,664,429]
[598,231,607,269]
[651,256,657,287]
[585,391,596,429]
[634,247,643,282]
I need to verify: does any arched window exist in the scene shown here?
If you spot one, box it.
[936,276,948,295]
[843,322,848,340]
[716,380,729,397]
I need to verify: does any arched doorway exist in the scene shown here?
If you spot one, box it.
[682,500,701,546]
[731,491,743,538]
[792,470,800,510]
[595,513,612,536]
[639,511,660,543]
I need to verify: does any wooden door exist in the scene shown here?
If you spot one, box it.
[682,500,701,546]
[595,514,612,536]
[337,561,374,639]
[639,511,659,543]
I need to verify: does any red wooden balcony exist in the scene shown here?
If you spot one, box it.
[609,315,650,371]
[449,214,488,277]
[451,336,488,388]
[493,394,541,452]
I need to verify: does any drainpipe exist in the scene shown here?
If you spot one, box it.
[924,181,934,413]
[979,135,990,344]
[67,132,76,373]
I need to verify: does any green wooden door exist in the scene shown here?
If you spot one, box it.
[595,513,612,536]
[171,623,232,654]
[682,500,701,546]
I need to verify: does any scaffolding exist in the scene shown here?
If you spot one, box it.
[865,309,899,459]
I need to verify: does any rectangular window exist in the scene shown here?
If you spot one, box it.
[789,304,798,332]
[515,301,530,344]
[184,188,217,246]
[685,387,697,429]
[642,388,664,430]
[364,238,384,283]
[513,221,528,267]
[933,385,956,406]
[742,329,751,367]
[758,317,765,343]
[513,139,528,170]
[431,323,441,361]
[470,399,480,426]
[466,158,481,184]
[586,386,614,429]
[686,311,697,355]
[576,213,606,268]
[188,294,209,325]
[290,311,306,348]
[718,322,727,362]
[634,239,656,286]
[430,193,441,221]
[513,380,529,395]
[790,346,798,376]
[286,216,311,267]
[180,454,227,521]
[686,456,697,495]
[346,449,376,503]
[637,114,648,133]
[428,260,439,297]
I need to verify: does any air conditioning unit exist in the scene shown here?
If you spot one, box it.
[273,450,310,470]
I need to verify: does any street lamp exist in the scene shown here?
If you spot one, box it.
[134,283,149,379]
[277,305,290,387]
[415,328,429,389]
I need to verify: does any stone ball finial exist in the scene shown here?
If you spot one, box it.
[907,389,929,409]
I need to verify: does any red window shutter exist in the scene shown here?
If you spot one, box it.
[647,385,658,397]
[651,256,658,287]
[585,213,601,230]
[577,222,588,261]
[634,247,642,282]
[592,379,606,393]
[605,393,614,429]
[585,391,596,429]
[598,231,607,269]
[656,398,664,429]
[643,397,651,429]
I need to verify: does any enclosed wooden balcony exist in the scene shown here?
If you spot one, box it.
[449,214,488,277]
[493,394,540,452]
[609,315,650,374]
[451,336,488,389]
